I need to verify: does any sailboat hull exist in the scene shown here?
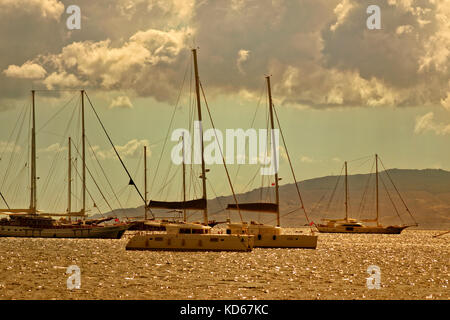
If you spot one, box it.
[125,233,254,251]
[0,224,130,239]
[252,234,318,249]
[316,225,408,234]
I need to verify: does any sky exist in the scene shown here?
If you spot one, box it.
[0,0,449,214]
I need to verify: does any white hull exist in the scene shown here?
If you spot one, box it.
[316,225,408,234]
[253,233,317,249]
[126,233,254,251]
[0,224,130,239]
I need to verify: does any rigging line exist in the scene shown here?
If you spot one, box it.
[86,137,124,210]
[156,165,181,198]
[36,93,77,133]
[325,164,344,214]
[308,192,328,217]
[348,155,373,163]
[150,55,191,197]
[40,99,78,201]
[357,159,375,219]
[272,104,312,228]
[0,100,26,161]
[207,178,224,212]
[0,191,9,209]
[199,80,243,223]
[70,139,113,214]
[379,157,418,225]
[71,159,103,216]
[84,92,146,205]
[125,153,142,209]
[265,208,300,225]
[1,100,29,190]
[379,173,404,225]
[232,82,266,185]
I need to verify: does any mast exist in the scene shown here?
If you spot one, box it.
[182,133,187,222]
[144,146,148,220]
[266,76,280,227]
[81,90,86,218]
[30,90,37,214]
[345,161,348,222]
[68,137,72,220]
[192,48,208,225]
[375,154,379,226]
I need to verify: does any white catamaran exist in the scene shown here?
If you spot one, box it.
[125,48,254,251]
[225,76,318,249]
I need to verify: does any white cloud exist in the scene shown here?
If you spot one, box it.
[43,72,86,89]
[236,49,250,74]
[300,155,314,163]
[330,0,354,31]
[414,112,450,135]
[3,61,47,79]
[0,0,64,20]
[96,139,150,160]
[441,92,450,111]
[109,96,133,109]
[0,141,21,154]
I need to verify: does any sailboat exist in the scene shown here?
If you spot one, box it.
[224,76,318,249]
[316,155,418,234]
[0,90,130,238]
[125,49,254,251]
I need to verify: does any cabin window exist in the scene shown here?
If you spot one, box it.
[346,227,354,231]
[226,229,231,235]
[220,239,224,241]
[192,229,205,234]
[257,234,262,240]
[272,235,276,240]
[209,238,219,242]
[180,228,191,234]
[155,237,163,241]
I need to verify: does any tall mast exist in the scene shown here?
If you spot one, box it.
[192,48,208,225]
[81,90,86,218]
[344,161,348,222]
[182,133,187,222]
[266,76,280,227]
[68,137,72,220]
[144,145,148,220]
[375,154,379,226]
[30,90,37,214]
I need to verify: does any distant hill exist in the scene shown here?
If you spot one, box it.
[99,169,450,229]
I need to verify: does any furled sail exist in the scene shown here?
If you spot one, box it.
[226,202,278,213]
[149,198,207,210]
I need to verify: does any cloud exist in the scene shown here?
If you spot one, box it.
[0,141,21,155]
[0,0,65,20]
[414,112,450,135]
[3,61,47,79]
[109,96,133,109]
[34,27,191,101]
[300,155,314,163]
[1,0,449,111]
[96,139,150,160]
[43,71,86,89]
[441,91,450,111]
[39,142,66,153]
[236,49,250,74]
